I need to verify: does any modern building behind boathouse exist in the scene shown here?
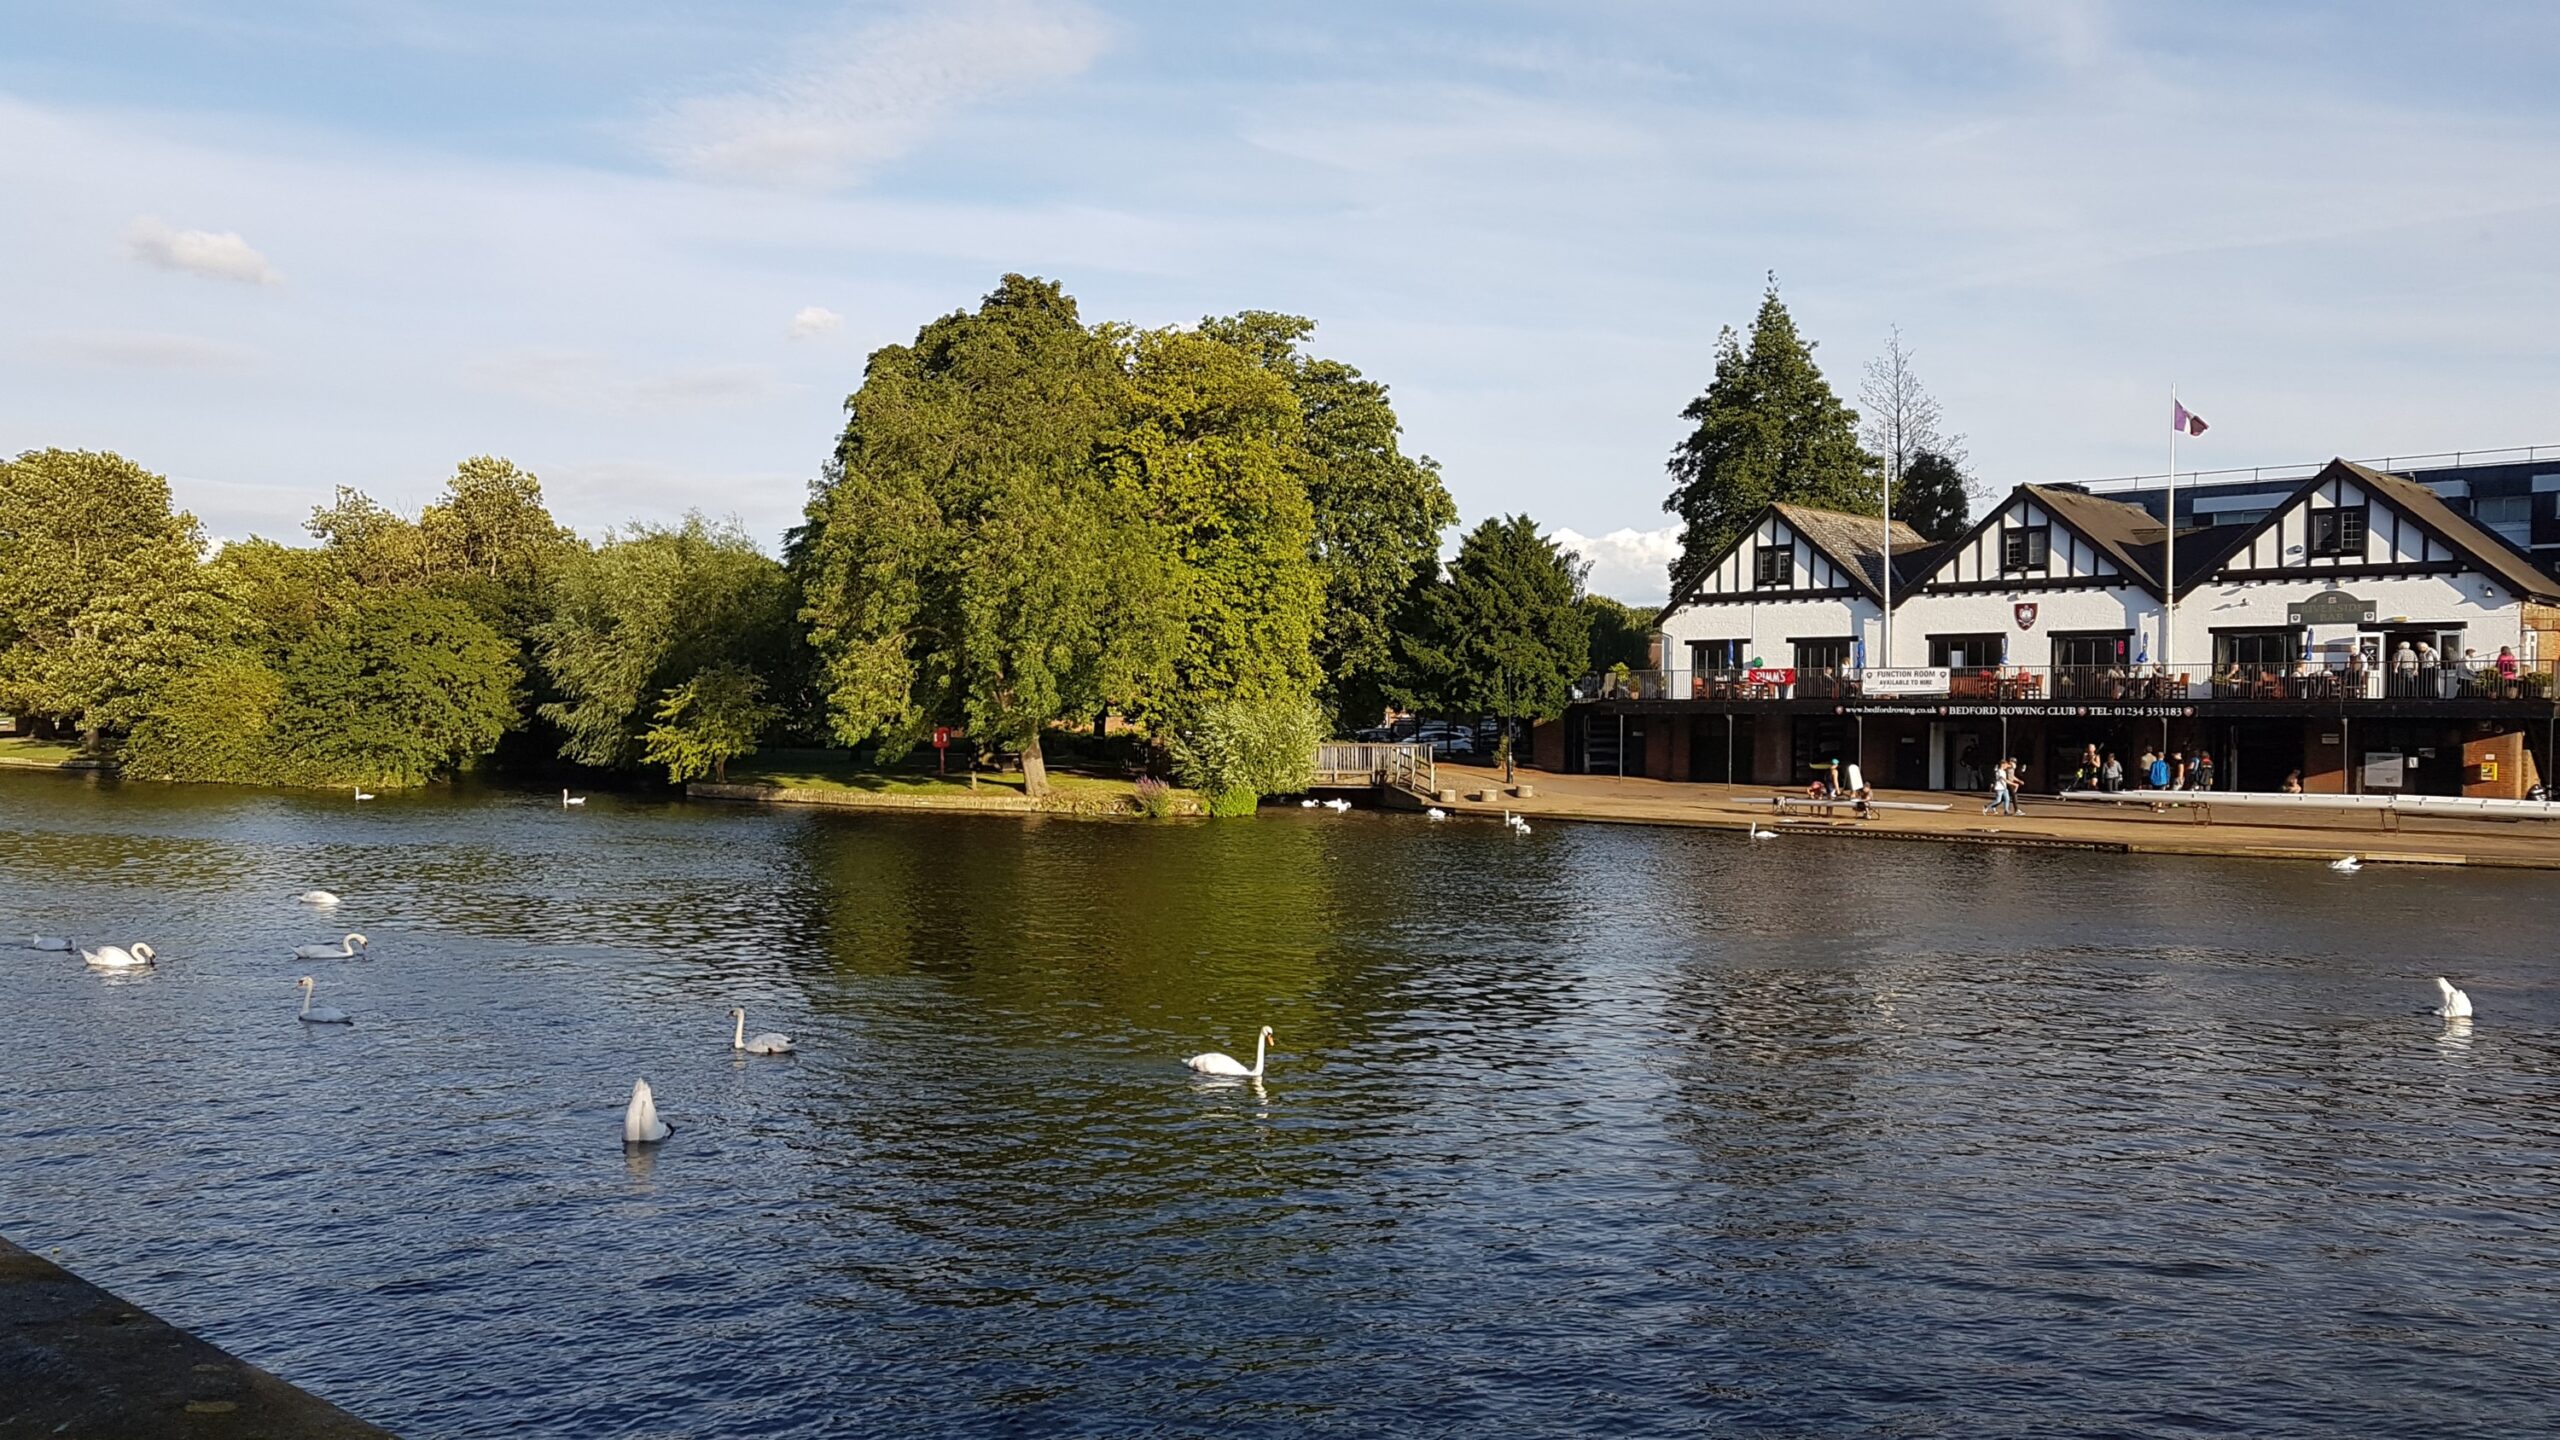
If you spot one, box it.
[1560,455,2560,798]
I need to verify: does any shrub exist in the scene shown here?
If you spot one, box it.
[1168,695,1325,811]
[1131,775,1177,819]
[1206,785,1259,818]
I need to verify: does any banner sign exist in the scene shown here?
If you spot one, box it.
[2361,751,2405,789]
[1837,704,2198,719]
[1744,667,1797,686]
[2288,589,2378,628]
[1860,666,1951,697]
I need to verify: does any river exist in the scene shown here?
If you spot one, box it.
[2,772,2556,1437]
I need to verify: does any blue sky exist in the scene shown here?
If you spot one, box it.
[6,1,2557,601]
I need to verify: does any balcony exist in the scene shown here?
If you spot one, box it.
[1572,658,2558,708]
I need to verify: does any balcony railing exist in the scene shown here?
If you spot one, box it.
[1574,659,2558,706]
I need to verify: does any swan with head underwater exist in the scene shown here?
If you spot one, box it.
[20,934,72,952]
[295,933,368,960]
[730,1007,794,1055]
[81,942,155,970]
[2431,977,2475,1019]
[2330,855,2362,873]
[295,975,353,1024]
[623,1080,671,1143]
[1186,1025,1275,1078]
[295,890,341,908]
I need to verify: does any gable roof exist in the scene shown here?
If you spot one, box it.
[1917,483,2178,597]
[1657,502,1925,621]
[1772,502,1929,603]
[2184,457,2560,602]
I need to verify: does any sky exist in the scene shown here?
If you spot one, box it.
[5,1,2558,603]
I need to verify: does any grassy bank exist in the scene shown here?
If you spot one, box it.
[0,737,84,769]
[706,748,1203,817]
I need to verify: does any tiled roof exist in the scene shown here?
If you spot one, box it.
[1772,502,1930,602]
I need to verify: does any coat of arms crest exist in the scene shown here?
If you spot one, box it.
[2014,602,2038,629]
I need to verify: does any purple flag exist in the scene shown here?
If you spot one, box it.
[2172,400,2208,436]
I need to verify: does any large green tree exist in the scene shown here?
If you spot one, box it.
[1107,325,1322,723]
[796,274,1172,796]
[266,593,521,786]
[0,449,231,742]
[1199,312,1456,730]
[1895,448,1978,544]
[539,516,798,769]
[1663,278,1878,596]
[1400,515,1592,781]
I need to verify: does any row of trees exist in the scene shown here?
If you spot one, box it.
[1664,276,1979,597]
[0,449,800,787]
[5,275,1956,805]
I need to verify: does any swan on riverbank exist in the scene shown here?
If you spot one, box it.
[295,890,341,907]
[1187,1025,1274,1078]
[731,1007,793,1055]
[21,934,71,951]
[294,933,367,960]
[82,942,154,970]
[2432,977,2474,1018]
[2330,856,2361,873]
[624,1080,671,1143]
[296,975,352,1025]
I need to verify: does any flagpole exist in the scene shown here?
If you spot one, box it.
[2166,387,2177,693]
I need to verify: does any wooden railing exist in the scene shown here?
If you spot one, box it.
[1314,742,1436,793]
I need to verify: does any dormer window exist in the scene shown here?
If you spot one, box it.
[1754,545,1794,586]
[2310,506,2368,558]
[1999,525,2051,574]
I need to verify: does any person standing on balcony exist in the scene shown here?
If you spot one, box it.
[2498,645,2521,696]
[2394,641,2419,697]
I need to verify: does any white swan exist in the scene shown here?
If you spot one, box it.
[2330,856,2361,873]
[21,934,71,951]
[731,1007,794,1055]
[1749,825,1778,840]
[1187,1025,1274,1078]
[623,1079,671,1143]
[2433,976,2474,1019]
[563,789,586,807]
[296,975,353,1025]
[1425,808,1448,821]
[1505,811,1530,832]
[354,787,375,802]
[1300,798,1319,808]
[1324,797,1352,812]
[81,942,155,970]
[295,890,341,907]
[1512,820,1532,835]
[294,933,368,960]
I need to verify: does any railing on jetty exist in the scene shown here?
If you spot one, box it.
[1313,742,1436,795]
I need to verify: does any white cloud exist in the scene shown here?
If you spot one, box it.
[125,215,281,284]
[647,0,1109,189]
[787,304,842,339]
[38,328,261,369]
[1551,524,1679,607]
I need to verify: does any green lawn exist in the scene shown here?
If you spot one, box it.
[0,737,82,768]
[724,748,1194,810]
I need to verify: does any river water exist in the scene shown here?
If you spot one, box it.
[2,772,2556,1437]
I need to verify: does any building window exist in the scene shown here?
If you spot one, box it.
[2475,494,2532,545]
[1793,639,1851,671]
[2051,633,2130,670]
[2000,525,2051,573]
[1928,634,2004,668]
[1754,546,1794,586]
[2309,505,2368,558]
[2215,630,2298,672]
[1689,639,1743,672]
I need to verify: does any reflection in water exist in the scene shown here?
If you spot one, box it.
[3,773,2559,1437]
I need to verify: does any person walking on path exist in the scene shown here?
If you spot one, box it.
[1982,758,2010,816]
